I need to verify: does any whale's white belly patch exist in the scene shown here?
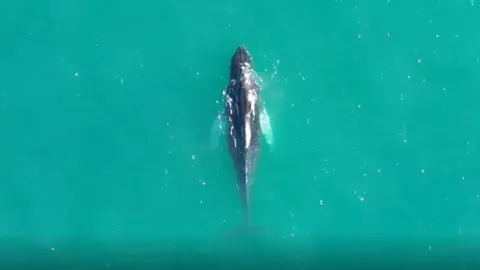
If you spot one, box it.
[245,120,251,149]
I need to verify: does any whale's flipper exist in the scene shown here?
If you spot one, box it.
[210,112,227,149]
[260,104,274,147]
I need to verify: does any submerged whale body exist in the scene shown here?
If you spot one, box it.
[211,45,274,235]
[226,45,262,225]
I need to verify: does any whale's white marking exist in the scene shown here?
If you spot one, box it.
[260,105,274,146]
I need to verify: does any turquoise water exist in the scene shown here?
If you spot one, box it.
[1,0,480,267]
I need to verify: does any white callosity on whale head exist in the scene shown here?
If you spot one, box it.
[240,62,254,86]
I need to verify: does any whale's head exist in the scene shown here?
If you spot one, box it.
[230,45,253,80]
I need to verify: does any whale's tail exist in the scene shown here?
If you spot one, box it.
[224,186,267,238]
[216,223,267,250]
[225,224,266,239]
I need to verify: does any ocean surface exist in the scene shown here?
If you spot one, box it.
[1,0,480,268]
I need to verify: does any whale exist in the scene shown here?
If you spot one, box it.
[211,45,274,235]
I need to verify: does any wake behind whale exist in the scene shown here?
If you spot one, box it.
[211,45,274,237]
